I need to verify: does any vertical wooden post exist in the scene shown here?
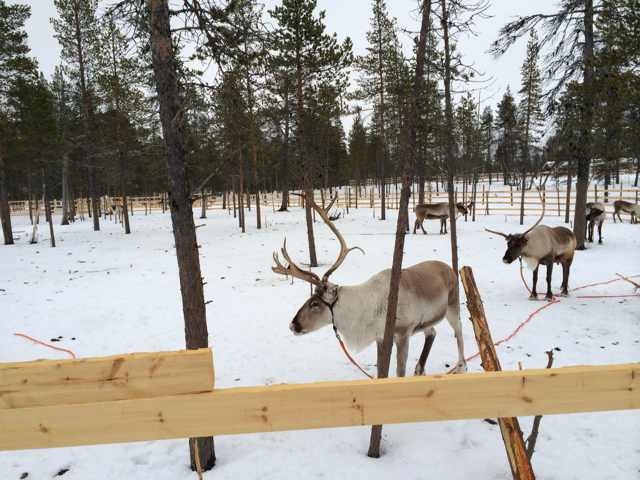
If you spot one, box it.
[459,267,535,480]
[595,184,598,202]
[510,185,513,206]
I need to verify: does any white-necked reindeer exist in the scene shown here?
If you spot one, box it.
[486,198,576,300]
[272,198,467,376]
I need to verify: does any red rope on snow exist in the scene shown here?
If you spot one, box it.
[14,333,77,359]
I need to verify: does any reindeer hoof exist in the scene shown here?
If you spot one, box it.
[545,294,554,301]
[529,293,538,300]
[452,362,467,374]
[414,365,425,376]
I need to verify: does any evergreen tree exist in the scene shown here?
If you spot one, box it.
[355,0,399,220]
[270,0,352,267]
[517,31,544,224]
[480,106,494,182]
[0,0,37,245]
[495,88,519,186]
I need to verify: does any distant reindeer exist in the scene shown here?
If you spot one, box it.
[486,198,576,300]
[613,200,639,224]
[272,197,467,376]
[586,202,605,244]
[413,202,473,235]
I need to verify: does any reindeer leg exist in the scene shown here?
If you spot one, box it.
[413,219,418,234]
[545,262,554,300]
[530,266,539,300]
[414,328,436,376]
[395,335,409,377]
[421,221,427,235]
[598,221,603,244]
[561,260,571,296]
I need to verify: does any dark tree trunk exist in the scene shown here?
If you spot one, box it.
[148,0,215,470]
[252,142,261,229]
[296,49,317,267]
[43,169,55,248]
[238,151,245,233]
[61,154,71,225]
[89,167,100,231]
[573,0,594,250]
[200,189,207,219]
[278,81,291,212]
[441,0,459,278]
[368,0,431,459]
[565,167,572,224]
[0,152,14,245]
[120,153,131,234]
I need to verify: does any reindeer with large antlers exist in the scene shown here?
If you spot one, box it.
[486,194,576,300]
[273,196,467,376]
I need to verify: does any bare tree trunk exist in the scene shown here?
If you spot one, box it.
[565,167,572,224]
[61,154,71,225]
[43,169,56,248]
[120,154,131,234]
[573,0,594,250]
[0,151,14,245]
[148,0,215,470]
[278,81,291,212]
[368,0,431,458]
[238,151,245,233]
[200,189,207,219]
[252,142,261,229]
[519,170,526,225]
[441,0,459,278]
[89,167,100,231]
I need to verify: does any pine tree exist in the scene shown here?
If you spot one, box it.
[0,0,37,245]
[480,106,494,182]
[356,0,399,220]
[348,108,368,200]
[517,31,544,224]
[492,0,597,249]
[270,0,352,267]
[495,88,519,186]
[53,0,102,231]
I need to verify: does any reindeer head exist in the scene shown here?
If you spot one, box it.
[456,202,474,216]
[485,189,544,265]
[272,194,364,336]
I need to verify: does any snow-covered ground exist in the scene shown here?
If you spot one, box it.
[1,206,639,479]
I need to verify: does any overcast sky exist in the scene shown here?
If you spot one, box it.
[13,0,558,130]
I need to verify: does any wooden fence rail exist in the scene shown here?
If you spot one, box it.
[8,182,640,218]
[0,349,637,451]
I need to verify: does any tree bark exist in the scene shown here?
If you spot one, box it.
[296,42,317,267]
[0,151,14,245]
[61,154,71,225]
[43,169,56,248]
[441,0,459,278]
[460,267,535,480]
[368,0,431,458]
[148,0,215,470]
[278,79,291,212]
[573,0,594,250]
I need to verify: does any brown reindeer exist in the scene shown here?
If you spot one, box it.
[486,201,576,300]
[413,202,473,235]
[613,200,640,224]
[586,201,605,244]
[272,196,467,376]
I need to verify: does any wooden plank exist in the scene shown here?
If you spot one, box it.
[460,266,535,480]
[0,349,213,409]
[0,363,637,451]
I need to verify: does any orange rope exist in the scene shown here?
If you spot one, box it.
[449,273,639,374]
[14,333,76,359]
[575,294,640,299]
[336,335,374,379]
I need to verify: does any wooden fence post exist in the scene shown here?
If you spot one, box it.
[510,185,513,206]
[460,266,536,480]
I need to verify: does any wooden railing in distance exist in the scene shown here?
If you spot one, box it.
[0,359,637,451]
[0,349,214,409]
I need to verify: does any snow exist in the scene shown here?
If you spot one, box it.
[1,205,639,479]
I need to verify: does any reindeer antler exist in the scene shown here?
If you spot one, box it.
[523,187,546,236]
[272,193,364,287]
[272,238,323,288]
[304,195,365,284]
[484,228,509,238]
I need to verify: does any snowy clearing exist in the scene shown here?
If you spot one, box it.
[1,207,639,480]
